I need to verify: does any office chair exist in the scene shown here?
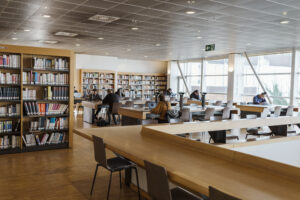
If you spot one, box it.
[90,136,141,200]
[215,101,223,106]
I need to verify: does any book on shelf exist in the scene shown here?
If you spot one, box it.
[0,104,20,117]
[0,54,20,68]
[23,88,36,100]
[23,132,66,146]
[22,72,68,85]
[24,102,68,116]
[0,120,13,132]
[0,87,20,100]
[29,117,68,131]
[0,73,20,84]
[44,86,69,100]
[0,135,20,149]
[33,57,69,71]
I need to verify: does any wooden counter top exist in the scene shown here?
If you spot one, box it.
[236,104,299,113]
[74,119,300,199]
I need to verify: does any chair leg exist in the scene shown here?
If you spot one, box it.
[133,167,141,200]
[245,134,248,139]
[107,171,113,200]
[90,164,99,195]
[209,137,212,144]
[119,170,122,188]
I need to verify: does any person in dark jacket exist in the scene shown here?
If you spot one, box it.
[115,88,125,98]
[102,89,120,124]
[89,89,101,101]
[190,90,200,100]
[253,92,267,104]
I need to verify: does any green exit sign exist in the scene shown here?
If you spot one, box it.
[205,44,215,51]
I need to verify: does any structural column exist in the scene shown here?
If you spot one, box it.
[227,53,243,102]
[290,49,300,106]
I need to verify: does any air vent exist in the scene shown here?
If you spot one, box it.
[55,32,78,37]
[88,14,120,23]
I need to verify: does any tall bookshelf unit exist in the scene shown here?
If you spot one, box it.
[117,73,167,99]
[0,44,74,155]
[80,69,115,98]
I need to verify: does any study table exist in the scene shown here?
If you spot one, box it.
[74,116,300,199]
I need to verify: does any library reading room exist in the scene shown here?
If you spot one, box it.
[1,0,300,200]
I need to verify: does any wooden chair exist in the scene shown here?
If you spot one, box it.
[209,186,241,200]
[111,102,121,125]
[144,160,205,200]
[90,136,141,200]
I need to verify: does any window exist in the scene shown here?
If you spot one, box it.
[203,58,228,101]
[177,62,202,94]
[241,53,292,105]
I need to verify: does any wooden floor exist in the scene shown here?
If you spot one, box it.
[0,116,139,200]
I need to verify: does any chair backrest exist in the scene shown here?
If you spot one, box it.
[125,101,134,107]
[222,107,231,119]
[226,100,233,108]
[112,102,121,114]
[169,118,183,124]
[246,114,257,119]
[209,186,241,200]
[260,108,269,119]
[92,135,107,168]
[215,101,223,106]
[180,107,190,122]
[142,119,158,125]
[183,97,188,104]
[274,106,282,117]
[205,107,215,120]
[286,106,294,116]
[144,160,172,200]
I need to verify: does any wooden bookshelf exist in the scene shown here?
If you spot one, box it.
[117,72,167,99]
[0,44,74,155]
[80,69,115,98]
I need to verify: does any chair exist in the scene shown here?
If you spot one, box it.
[226,100,233,108]
[222,107,231,119]
[273,106,282,117]
[199,107,215,121]
[124,101,134,107]
[110,102,121,125]
[90,136,141,200]
[209,186,241,200]
[215,100,223,106]
[245,110,272,139]
[144,160,204,200]
[180,107,191,122]
[286,105,294,116]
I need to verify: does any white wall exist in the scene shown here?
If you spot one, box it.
[76,54,167,74]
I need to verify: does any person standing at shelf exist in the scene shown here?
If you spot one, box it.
[253,92,267,105]
[151,94,171,123]
[89,89,101,101]
[190,90,200,100]
[102,89,120,124]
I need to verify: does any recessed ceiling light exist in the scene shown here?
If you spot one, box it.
[280,20,290,24]
[282,11,287,16]
[76,44,80,47]
[197,36,202,39]
[55,31,78,37]
[24,29,31,32]
[98,37,104,40]
[44,6,48,9]
[11,38,18,40]
[155,43,161,46]
[39,40,58,44]
[247,43,251,46]
[89,14,120,23]
[131,27,139,30]
[127,48,131,52]
[186,11,195,14]
[144,56,148,58]
[43,14,51,18]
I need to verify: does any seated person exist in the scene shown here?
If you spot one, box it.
[115,88,125,98]
[89,89,101,101]
[253,92,267,105]
[151,94,171,123]
[190,90,200,100]
[165,88,175,97]
[102,89,120,124]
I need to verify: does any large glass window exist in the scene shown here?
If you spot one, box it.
[241,53,292,105]
[203,59,228,101]
[177,62,201,94]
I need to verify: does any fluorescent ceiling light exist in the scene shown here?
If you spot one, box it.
[76,44,81,47]
[197,36,202,39]
[39,40,58,44]
[24,29,31,32]
[89,14,120,23]
[98,37,104,40]
[186,11,195,14]
[131,27,139,30]
[282,11,287,16]
[43,14,51,18]
[144,56,148,58]
[55,31,78,37]
[11,38,18,40]
[127,49,131,51]
[280,20,290,24]
[155,43,161,46]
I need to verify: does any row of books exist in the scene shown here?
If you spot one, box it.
[24,102,68,116]
[0,54,20,68]
[83,72,99,78]
[22,72,69,85]
[29,117,68,131]
[0,87,20,100]
[44,86,69,100]
[33,57,69,70]
[23,88,36,100]
[0,73,20,84]
[0,120,19,133]
[0,135,20,149]
[0,104,20,117]
[23,132,66,146]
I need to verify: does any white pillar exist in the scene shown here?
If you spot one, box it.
[291,49,300,106]
[227,53,243,102]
